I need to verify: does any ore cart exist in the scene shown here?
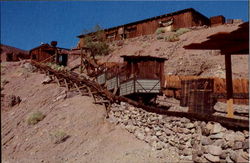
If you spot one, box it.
[119,55,166,103]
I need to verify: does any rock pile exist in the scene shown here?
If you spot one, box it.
[107,102,249,162]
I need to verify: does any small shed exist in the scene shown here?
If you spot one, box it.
[29,41,69,66]
[119,55,166,97]
[210,15,225,26]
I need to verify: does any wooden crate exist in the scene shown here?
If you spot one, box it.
[188,90,215,114]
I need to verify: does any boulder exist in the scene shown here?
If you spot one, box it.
[234,132,245,142]
[210,133,224,139]
[220,151,228,159]
[163,128,173,136]
[186,123,195,129]
[204,153,220,162]
[229,151,237,162]
[242,139,249,150]
[240,151,249,160]
[207,145,222,156]
[213,139,226,147]
[201,136,213,145]
[155,131,162,136]
[144,127,151,133]
[183,148,192,156]
[233,141,243,150]
[226,155,233,163]
[210,123,226,134]
[42,76,52,84]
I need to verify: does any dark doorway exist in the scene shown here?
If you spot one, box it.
[6,53,13,61]
[58,54,68,66]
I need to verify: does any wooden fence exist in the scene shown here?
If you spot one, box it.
[164,75,249,105]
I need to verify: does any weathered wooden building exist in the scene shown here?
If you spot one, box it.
[77,8,210,46]
[210,15,225,26]
[29,41,69,66]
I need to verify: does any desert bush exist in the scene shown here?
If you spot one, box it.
[175,28,191,36]
[27,111,45,125]
[155,28,165,35]
[82,25,111,57]
[50,130,69,144]
[46,63,68,71]
[156,36,164,40]
[165,35,180,42]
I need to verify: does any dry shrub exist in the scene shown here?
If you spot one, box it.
[27,111,45,125]
[156,35,164,40]
[165,35,180,42]
[175,28,191,36]
[155,28,165,34]
[50,130,70,144]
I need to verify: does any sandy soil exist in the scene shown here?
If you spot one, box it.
[1,62,180,163]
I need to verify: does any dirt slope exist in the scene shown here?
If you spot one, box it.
[1,62,180,163]
[100,23,248,79]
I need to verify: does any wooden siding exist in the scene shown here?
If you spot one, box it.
[164,75,249,105]
[78,9,210,46]
[210,16,225,26]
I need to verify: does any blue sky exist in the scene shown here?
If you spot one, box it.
[0,1,248,50]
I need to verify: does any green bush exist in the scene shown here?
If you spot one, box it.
[46,63,68,71]
[156,36,164,40]
[165,35,180,42]
[155,28,165,35]
[82,25,111,57]
[50,130,69,144]
[175,28,191,36]
[27,111,45,125]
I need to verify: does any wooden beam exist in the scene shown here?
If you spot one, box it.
[64,79,69,90]
[225,54,234,118]
[80,48,83,73]
[54,76,61,86]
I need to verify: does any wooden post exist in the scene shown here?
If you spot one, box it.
[225,54,234,118]
[54,76,61,86]
[64,79,69,90]
[55,48,58,64]
[80,48,83,73]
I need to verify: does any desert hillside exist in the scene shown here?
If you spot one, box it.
[1,62,180,163]
[97,23,248,79]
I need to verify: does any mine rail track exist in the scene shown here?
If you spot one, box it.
[31,61,249,130]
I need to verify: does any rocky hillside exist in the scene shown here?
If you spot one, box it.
[1,61,180,163]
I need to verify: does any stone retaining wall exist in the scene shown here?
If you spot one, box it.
[107,102,249,162]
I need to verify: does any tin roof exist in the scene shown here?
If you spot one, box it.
[77,8,208,38]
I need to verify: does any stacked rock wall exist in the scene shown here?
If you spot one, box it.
[107,102,249,162]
